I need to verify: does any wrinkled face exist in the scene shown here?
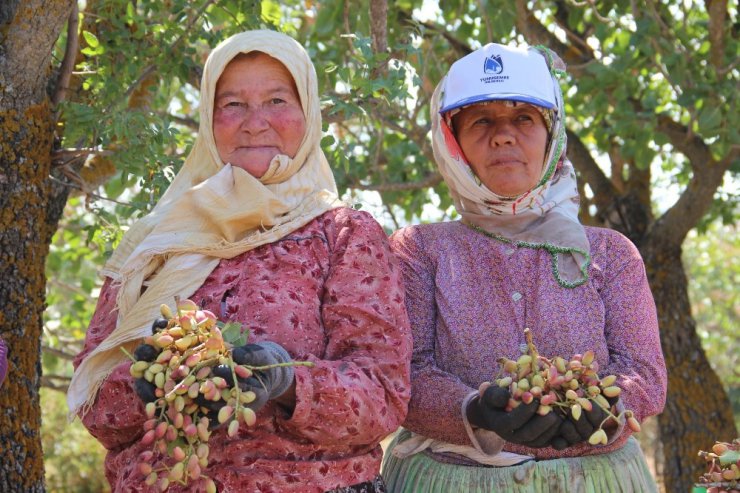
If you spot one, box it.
[452,101,549,197]
[213,52,307,178]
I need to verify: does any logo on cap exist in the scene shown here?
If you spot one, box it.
[483,54,503,74]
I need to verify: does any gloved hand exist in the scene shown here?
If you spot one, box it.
[189,364,253,428]
[556,395,620,448]
[131,335,160,404]
[130,316,181,403]
[230,342,295,408]
[466,386,564,448]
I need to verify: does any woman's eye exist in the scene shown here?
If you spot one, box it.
[270,98,286,105]
[516,113,535,123]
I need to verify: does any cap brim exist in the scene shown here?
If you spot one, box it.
[440,93,556,114]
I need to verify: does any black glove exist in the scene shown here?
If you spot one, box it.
[208,363,268,414]
[189,341,295,427]
[231,342,295,409]
[133,377,158,403]
[467,386,564,448]
[151,317,168,333]
[555,395,620,448]
[132,342,159,403]
[131,317,169,404]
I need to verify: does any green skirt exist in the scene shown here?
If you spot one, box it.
[381,430,657,493]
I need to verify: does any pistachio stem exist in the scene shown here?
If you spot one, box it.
[246,361,315,371]
[120,346,136,362]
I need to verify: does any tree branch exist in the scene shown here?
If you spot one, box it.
[706,0,728,71]
[157,112,199,131]
[339,0,353,53]
[112,0,216,111]
[41,374,71,393]
[477,0,493,41]
[47,175,135,207]
[349,171,441,192]
[515,0,590,69]
[566,129,619,204]
[565,129,651,236]
[648,115,737,245]
[655,114,711,165]
[552,0,598,57]
[384,202,401,230]
[369,0,389,80]
[397,10,471,59]
[369,0,388,55]
[563,0,613,23]
[641,0,689,56]
[52,3,80,109]
[42,345,77,361]
[1,0,74,107]
[51,147,113,165]
[631,2,687,100]
[372,123,385,175]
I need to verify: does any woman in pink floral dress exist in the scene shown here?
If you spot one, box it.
[68,30,411,493]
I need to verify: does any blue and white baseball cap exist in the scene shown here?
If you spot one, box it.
[440,43,557,114]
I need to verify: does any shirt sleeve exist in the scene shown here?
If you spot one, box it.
[597,232,667,423]
[388,226,475,446]
[278,210,412,446]
[0,337,8,386]
[73,278,147,451]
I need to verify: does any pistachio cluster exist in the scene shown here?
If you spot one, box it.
[480,328,640,446]
[125,298,284,492]
[696,439,740,493]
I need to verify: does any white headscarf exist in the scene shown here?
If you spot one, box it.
[68,30,343,416]
[431,45,590,287]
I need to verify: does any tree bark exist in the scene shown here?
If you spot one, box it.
[0,1,75,491]
[642,242,738,493]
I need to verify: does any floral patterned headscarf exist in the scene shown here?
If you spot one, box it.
[432,44,590,288]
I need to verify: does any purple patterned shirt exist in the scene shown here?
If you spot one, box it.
[390,220,666,460]
[74,208,412,492]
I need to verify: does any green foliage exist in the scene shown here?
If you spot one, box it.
[41,389,110,493]
[42,197,111,488]
[45,197,110,344]
[219,321,249,347]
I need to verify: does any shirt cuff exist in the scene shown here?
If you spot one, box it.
[605,399,627,445]
[276,363,313,427]
[461,391,506,455]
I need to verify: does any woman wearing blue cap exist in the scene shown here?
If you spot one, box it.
[381,43,667,491]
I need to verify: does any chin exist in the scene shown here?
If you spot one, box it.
[233,161,271,179]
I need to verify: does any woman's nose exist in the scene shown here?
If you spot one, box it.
[490,122,516,146]
[240,107,270,133]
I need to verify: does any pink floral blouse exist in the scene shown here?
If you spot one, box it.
[74,207,412,492]
[390,221,667,460]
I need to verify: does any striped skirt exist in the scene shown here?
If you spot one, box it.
[381,430,657,493]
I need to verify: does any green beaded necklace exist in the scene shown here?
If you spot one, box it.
[465,222,591,289]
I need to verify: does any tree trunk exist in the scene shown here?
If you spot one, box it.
[642,241,738,493]
[0,1,75,491]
